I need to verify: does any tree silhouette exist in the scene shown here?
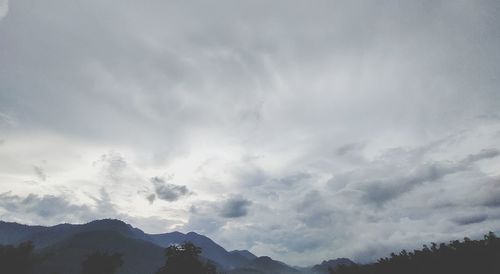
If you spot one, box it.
[156,242,217,274]
[81,251,123,274]
[0,241,36,274]
[329,232,500,274]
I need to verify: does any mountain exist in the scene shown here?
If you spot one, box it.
[150,231,251,269]
[0,219,256,271]
[230,256,302,274]
[36,230,165,274]
[309,258,354,273]
[0,221,45,245]
[0,219,353,274]
[0,219,148,249]
[230,250,258,261]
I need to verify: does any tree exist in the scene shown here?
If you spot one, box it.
[0,241,36,274]
[329,232,500,274]
[156,242,217,274]
[81,251,123,274]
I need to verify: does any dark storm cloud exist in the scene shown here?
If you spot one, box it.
[151,177,190,202]
[219,196,252,218]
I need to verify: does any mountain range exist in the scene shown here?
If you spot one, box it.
[0,219,353,274]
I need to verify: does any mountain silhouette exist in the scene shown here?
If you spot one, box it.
[308,258,354,274]
[230,250,258,261]
[150,231,250,269]
[2,219,323,274]
[36,230,164,274]
[0,219,352,274]
[230,256,302,274]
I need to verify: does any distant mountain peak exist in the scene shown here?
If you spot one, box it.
[318,258,354,266]
[310,258,354,274]
[89,218,126,224]
[256,256,273,262]
[86,218,131,228]
[230,249,258,261]
[231,255,301,274]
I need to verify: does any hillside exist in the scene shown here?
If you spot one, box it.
[36,230,165,274]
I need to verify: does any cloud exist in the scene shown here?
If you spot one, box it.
[1,0,500,266]
[358,148,500,205]
[0,0,8,20]
[0,192,82,216]
[295,190,335,228]
[276,172,312,186]
[335,142,366,158]
[0,190,178,232]
[470,178,500,208]
[361,163,457,205]
[482,195,500,208]
[33,165,46,181]
[95,151,127,182]
[0,192,95,224]
[452,214,488,226]
[151,176,190,202]
[0,189,126,225]
[462,148,500,163]
[218,196,252,218]
[183,196,253,237]
[146,193,156,204]
[0,112,17,128]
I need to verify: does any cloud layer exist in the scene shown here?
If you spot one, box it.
[1,0,500,266]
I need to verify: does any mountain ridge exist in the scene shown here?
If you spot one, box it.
[0,218,256,270]
[0,219,352,274]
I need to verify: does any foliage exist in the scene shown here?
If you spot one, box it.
[81,250,123,274]
[0,241,36,274]
[330,232,500,274]
[156,242,217,274]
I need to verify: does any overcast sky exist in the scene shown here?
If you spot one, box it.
[1,0,500,265]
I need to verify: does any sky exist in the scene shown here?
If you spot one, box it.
[1,0,500,266]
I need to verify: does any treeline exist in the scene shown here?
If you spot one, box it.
[330,232,500,274]
[3,233,500,274]
[0,241,36,274]
[0,241,218,274]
